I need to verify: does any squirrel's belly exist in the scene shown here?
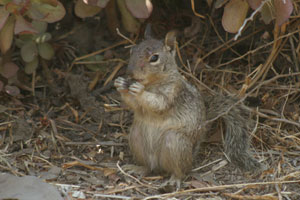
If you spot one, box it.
[129,118,175,171]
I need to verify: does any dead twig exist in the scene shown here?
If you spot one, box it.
[144,180,300,199]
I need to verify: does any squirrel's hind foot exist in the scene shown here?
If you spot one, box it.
[160,175,182,191]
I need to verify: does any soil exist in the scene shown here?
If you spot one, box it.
[0,1,300,199]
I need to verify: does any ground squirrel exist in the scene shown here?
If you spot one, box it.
[114,26,263,184]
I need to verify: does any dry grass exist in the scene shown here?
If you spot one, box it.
[1,1,300,199]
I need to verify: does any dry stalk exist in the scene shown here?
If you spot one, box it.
[144,180,300,199]
[203,72,300,126]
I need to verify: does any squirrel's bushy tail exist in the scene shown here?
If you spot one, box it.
[205,95,262,172]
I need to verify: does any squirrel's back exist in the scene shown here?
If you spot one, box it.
[115,25,264,182]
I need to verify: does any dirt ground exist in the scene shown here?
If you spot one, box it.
[1,1,300,200]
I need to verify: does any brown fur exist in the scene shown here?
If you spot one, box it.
[114,29,264,181]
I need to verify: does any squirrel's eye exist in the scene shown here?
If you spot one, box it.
[149,54,159,63]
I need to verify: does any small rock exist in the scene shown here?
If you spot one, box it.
[0,173,64,200]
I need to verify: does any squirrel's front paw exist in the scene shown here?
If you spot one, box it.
[114,77,128,92]
[129,82,145,96]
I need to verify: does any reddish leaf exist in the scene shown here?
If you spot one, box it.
[5,85,20,96]
[222,0,249,33]
[0,15,15,54]
[1,62,19,78]
[125,0,152,19]
[14,15,37,34]
[247,0,262,9]
[0,7,10,30]
[275,0,293,26]
[75,0,102,18]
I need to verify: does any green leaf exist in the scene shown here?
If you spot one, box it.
[38,42,54,60]
[21,41,38,62]
[35,32,52,43]
[0,6,10,30]
[75,0,102,18]
[0,15,15,54]
[83,0,110,7]
[32,20,48,33]
[260,3,274,24]
[28,1,66,23]
[31,0,59,7]
[25,57,39,74]
[117,0,140,33]
[16,34,35,48]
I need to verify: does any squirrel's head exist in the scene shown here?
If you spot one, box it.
[127,25,178,86]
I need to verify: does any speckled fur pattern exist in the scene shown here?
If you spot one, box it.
[115,31,263,180]
[204,95,262,171]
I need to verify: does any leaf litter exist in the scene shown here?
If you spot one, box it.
[0,1,300,199]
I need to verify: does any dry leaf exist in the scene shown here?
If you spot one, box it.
[222,0,249,33]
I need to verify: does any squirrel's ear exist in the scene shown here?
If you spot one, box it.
[144,24,153,40]
[164,30,178,54]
